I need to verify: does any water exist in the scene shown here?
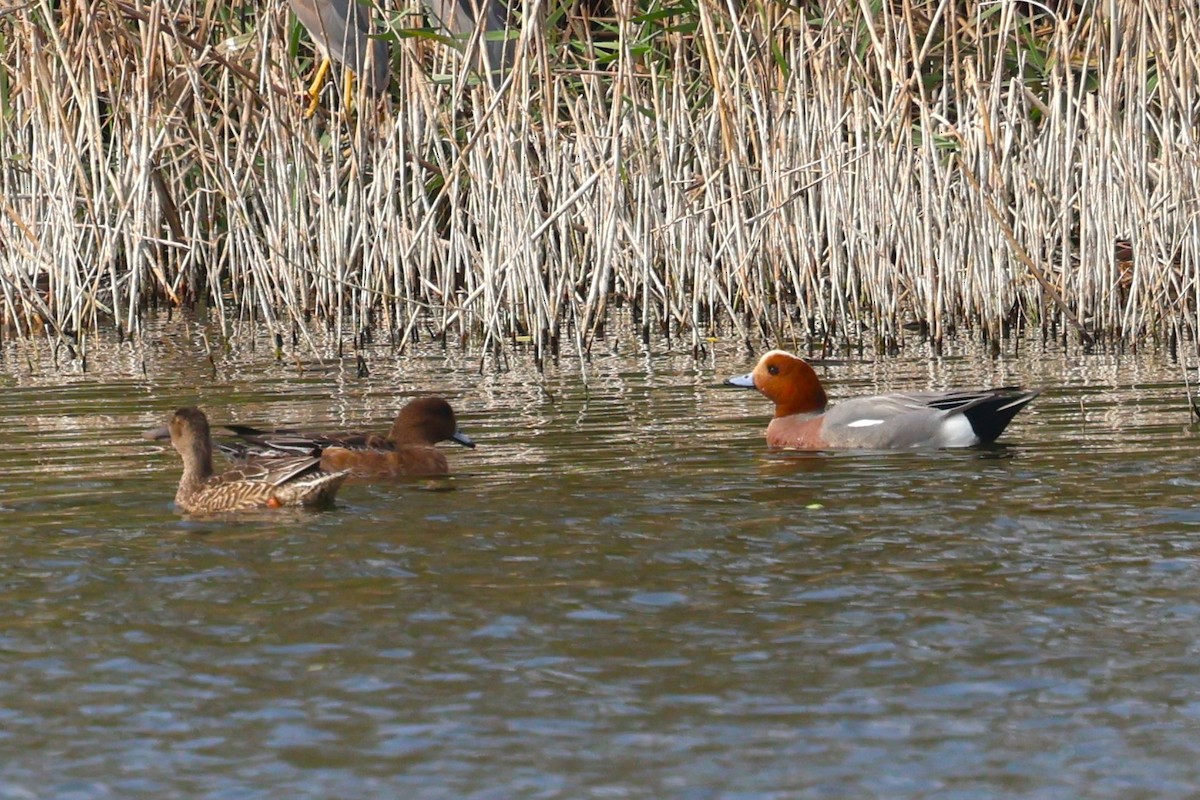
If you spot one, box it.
[2,323,1200,798]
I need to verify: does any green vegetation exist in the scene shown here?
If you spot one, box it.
[0,0,1194,363]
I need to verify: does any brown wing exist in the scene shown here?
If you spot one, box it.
[221,424,388,454]
[210,455,324,488]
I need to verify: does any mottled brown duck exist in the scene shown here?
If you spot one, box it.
[149,407,348,513]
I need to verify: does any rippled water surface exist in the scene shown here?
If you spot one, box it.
[3,323,1200,798]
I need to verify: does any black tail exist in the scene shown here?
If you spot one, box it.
[961,388,1041,444]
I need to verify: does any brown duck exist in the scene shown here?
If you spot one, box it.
[150,407,348,513]
[222,396,475,478]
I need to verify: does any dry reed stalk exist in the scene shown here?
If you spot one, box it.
[1,0,1198,366]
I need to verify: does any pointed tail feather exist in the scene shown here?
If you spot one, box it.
[961,389,1041,444]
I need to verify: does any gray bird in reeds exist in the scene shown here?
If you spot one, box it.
[288,0,391,116]
[288,0,513,115]
[424,0,514,80]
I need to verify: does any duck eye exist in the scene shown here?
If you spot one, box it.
[767,364,780,376]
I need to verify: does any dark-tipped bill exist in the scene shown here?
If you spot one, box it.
[451,430,477,449]
[143,424,171,441]
[724,373,756,388]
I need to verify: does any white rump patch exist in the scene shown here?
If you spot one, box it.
[939,414,977,447]
[846,418,885,428]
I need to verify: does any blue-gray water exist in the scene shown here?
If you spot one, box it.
[2,324,1200,798]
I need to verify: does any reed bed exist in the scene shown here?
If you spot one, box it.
[1,0,1198,364]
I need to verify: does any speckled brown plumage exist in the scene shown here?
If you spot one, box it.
[161,407,348,513]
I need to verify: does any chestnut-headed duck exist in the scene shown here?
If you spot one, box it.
[148,407,348,513]
[221,396,475,478]
[726,350,1039,450]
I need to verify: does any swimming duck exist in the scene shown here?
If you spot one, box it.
[150,406,348,513]
[726,350,1039,449]
[222,396,475,477]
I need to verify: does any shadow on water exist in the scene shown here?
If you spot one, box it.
[2,325,1200,797]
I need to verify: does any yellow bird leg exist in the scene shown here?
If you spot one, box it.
[304,56,332,118]
[342,68,356,114]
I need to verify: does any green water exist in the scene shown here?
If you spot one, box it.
[2,324,1200,798]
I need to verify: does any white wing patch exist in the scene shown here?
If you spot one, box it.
[846,418,885,428]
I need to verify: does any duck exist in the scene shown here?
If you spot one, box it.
[726,350,1039,450]
[221,396,475,478]
[148,406,348,513]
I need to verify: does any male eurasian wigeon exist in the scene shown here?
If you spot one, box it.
[726,350,1039,450]
[221,396,475,478]
[148,407,348,513]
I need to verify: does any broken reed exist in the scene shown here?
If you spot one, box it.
[1,0,1197,363]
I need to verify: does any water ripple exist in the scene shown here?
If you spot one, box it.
[1,333,1200,796]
